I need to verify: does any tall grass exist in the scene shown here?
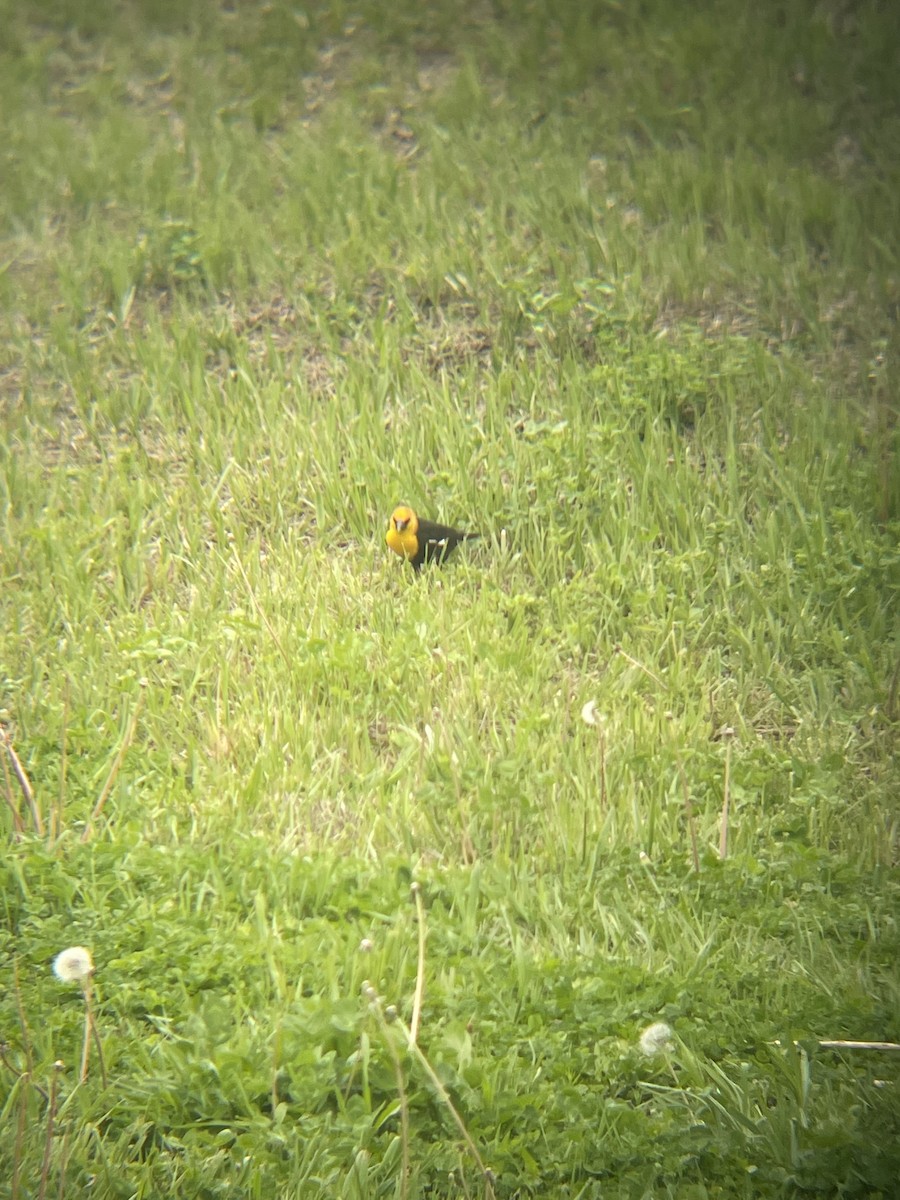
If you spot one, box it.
[1,1,898,1196]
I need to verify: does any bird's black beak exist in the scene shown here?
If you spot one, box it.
[395,518,408,532]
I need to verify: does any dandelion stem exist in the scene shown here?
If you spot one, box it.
[597,721,607,814]
[78,982,96,1085]
[366,985,494,1200]
[89,997,108,1089]
[397,1017,495,1199]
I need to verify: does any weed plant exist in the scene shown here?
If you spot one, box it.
[1,1,898,1196]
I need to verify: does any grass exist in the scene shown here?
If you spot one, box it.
[1,0,899,1195]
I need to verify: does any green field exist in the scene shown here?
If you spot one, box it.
[2,1,898,1196]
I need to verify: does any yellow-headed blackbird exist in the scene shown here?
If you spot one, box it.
[386,505,479,571]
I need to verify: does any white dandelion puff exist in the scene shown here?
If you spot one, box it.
[639,1021,674,1056]
[53,946,105,1086]
[581,700,600,727]
[53,946,94,984]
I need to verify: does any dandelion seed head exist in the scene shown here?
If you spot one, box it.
[639,1021,674,1056]
[581,700,599,727]
[53,946,93,984]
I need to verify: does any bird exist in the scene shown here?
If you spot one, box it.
[385,505,479,571]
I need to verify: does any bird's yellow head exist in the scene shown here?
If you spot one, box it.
[386,505,420,560]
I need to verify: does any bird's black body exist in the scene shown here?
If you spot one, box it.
[409,519,479,571]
